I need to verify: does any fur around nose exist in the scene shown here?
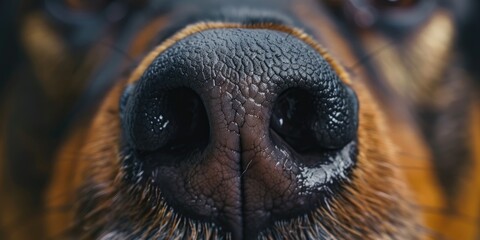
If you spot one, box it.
[124,27,357,239]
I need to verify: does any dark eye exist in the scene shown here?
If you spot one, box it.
[44,0,149,46]
[62,0,113,12]
[370,0,420,10]
[325,0,435,29]
[44,0,149,25]
[45,0,127,20]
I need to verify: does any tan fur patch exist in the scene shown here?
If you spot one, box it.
[360,11,455,105]
[21,12,76,100]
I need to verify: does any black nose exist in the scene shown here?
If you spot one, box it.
[121,28,358,239]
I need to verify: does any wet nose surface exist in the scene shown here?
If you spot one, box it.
[122,28,358,239]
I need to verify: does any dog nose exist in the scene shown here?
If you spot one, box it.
[121,28,358,239]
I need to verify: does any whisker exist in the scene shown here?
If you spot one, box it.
[415,223,451,240]
[396,150,428,158]
[414,205,479,225]
[385,163,431,170]
[98,40,135,63]
[375,160,431,170]
[345,41,397,74]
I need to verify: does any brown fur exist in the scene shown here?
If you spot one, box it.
[1,0,479,239]
[44,24,419,239]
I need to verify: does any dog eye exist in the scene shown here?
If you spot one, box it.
[44,0,150,46]
[45,0,148,24]
[61,0,148,12]
[370,0,420,10]
[325,0,434,30]
[62,0,113,12]
[49,0,125,17]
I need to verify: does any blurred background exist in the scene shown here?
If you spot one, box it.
[0,0,479,239]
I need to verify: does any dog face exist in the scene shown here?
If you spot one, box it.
[1,0,479,239]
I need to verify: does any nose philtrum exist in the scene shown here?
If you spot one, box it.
[127,27,357,239]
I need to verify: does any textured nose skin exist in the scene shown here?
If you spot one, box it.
[125,28,357,239]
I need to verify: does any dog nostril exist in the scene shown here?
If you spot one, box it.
[124,87,210,155]
[271,88,317,153]
[270,87,358,153]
